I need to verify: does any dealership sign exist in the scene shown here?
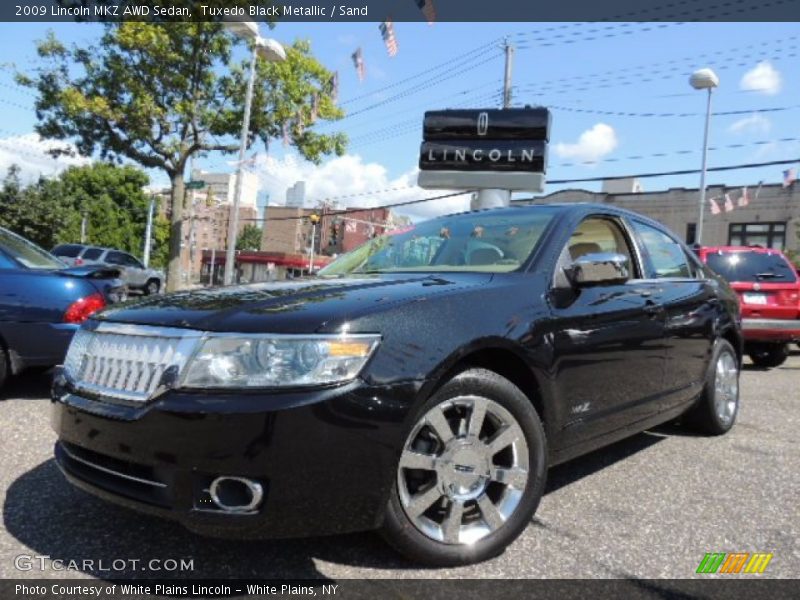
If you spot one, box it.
[417,107,550,191]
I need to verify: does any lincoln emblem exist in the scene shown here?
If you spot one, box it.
[477,112,488,136]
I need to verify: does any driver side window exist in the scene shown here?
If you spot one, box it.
[554,217,636,287]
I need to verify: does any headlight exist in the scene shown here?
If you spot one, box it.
[180,334,380,389]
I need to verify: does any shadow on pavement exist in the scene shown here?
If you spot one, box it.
[4,429,672,580]
[545,430,665,495]
[3,460,405,580]
[0,370,53,401]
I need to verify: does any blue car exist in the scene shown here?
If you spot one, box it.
[0,226,127,389]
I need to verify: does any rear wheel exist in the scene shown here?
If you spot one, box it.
[380,368,546,566]
[684,339,739,435]
[748,343,789,368]
[144,279,160,296]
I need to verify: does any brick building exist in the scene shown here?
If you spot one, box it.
[525,181,799,254]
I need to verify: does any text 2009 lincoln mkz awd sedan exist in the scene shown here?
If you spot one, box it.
[51,204,742,566]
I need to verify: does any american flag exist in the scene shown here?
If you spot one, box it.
[709,197,721,215]
[737,186,749,207]
[379,21,398,57]
[351,47,365,82]
[782,167,796,188]
[723,193,734,212]
[415,0,436,24]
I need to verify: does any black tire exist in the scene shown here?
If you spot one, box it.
[380,368,547,566]
[748,343,789,368]
[144,279,160,296]
[683,339,740,435]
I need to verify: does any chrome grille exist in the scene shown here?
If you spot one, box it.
[64,323,203,403]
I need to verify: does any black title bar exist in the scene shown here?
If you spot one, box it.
[2,0,796,22]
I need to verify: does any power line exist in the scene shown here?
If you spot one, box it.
[545,157,800,185]
[236,190,475,223]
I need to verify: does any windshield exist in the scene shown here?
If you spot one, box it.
[319,207,558,276]
[0,228,66,270]
[705,250,797,283]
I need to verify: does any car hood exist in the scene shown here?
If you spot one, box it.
[94,273,493,333]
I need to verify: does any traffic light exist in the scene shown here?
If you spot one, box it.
[308,213,321,225]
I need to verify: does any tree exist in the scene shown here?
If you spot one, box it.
[236,224,262,251]
[0,162,169,264]
[19,23,346,291]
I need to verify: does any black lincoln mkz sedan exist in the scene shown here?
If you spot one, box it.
[51,204,741,566]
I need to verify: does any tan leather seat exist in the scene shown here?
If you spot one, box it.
[569,242,602,261]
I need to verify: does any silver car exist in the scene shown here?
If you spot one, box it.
[51,244,164,295]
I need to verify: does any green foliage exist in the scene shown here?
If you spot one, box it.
[0,162,168,264]
[18,23,347,289]
[236,224,262,251]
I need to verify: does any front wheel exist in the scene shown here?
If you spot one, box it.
[683,339,740,435]
[380,368,546,566]
[144,279,160,296]
[748,343,789,368]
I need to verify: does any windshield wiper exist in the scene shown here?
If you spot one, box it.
[755,272,781,279]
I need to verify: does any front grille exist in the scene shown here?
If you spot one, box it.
[64,323,203,403]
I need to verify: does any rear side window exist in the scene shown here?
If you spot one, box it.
[631,221,692,278]
[705,251,798,283]
[52,244,83,258]
[81,248,104,260]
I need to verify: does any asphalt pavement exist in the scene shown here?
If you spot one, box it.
[1,353,798,580]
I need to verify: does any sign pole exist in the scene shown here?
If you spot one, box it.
[473,39,515,210]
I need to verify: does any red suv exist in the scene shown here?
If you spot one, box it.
[698,246,800,367]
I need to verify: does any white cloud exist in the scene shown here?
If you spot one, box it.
[256,153,471,222]
[740,61,782,95]
[554,123,618,165]
[728,113,772,135]
[0,133,89,181]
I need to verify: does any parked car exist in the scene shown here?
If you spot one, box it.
[698,246,799,368]
[52,204,741,566]
[0,227,126,389]
[51,244,163,295]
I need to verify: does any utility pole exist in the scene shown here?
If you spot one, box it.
[143,196,155,267]
[502,37,514,109]
[80,211,88,244]
[209,247,216,286]
[473,38,515,211]
[224,45,258,286]
[307,213,320,273]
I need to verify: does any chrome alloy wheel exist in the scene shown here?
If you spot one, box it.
[397,396,529,545]
[714,350,739,427]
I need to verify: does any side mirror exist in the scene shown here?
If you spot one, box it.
[568,252,629,286]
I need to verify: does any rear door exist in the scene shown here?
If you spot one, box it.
[629,220,719,408]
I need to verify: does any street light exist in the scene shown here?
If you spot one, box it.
[690,67,719,246]
[222,21,286,286]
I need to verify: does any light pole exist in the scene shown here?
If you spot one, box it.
[223,21,286,286]
[690,68,719,246]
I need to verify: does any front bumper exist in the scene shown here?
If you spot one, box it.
[51,372,421,539]
[741,317,800,342]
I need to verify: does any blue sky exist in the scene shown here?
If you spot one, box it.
[0,21,797,220]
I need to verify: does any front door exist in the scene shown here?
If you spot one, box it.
[548,216,668,447]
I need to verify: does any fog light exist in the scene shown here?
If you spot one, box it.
[208,476,263,513]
